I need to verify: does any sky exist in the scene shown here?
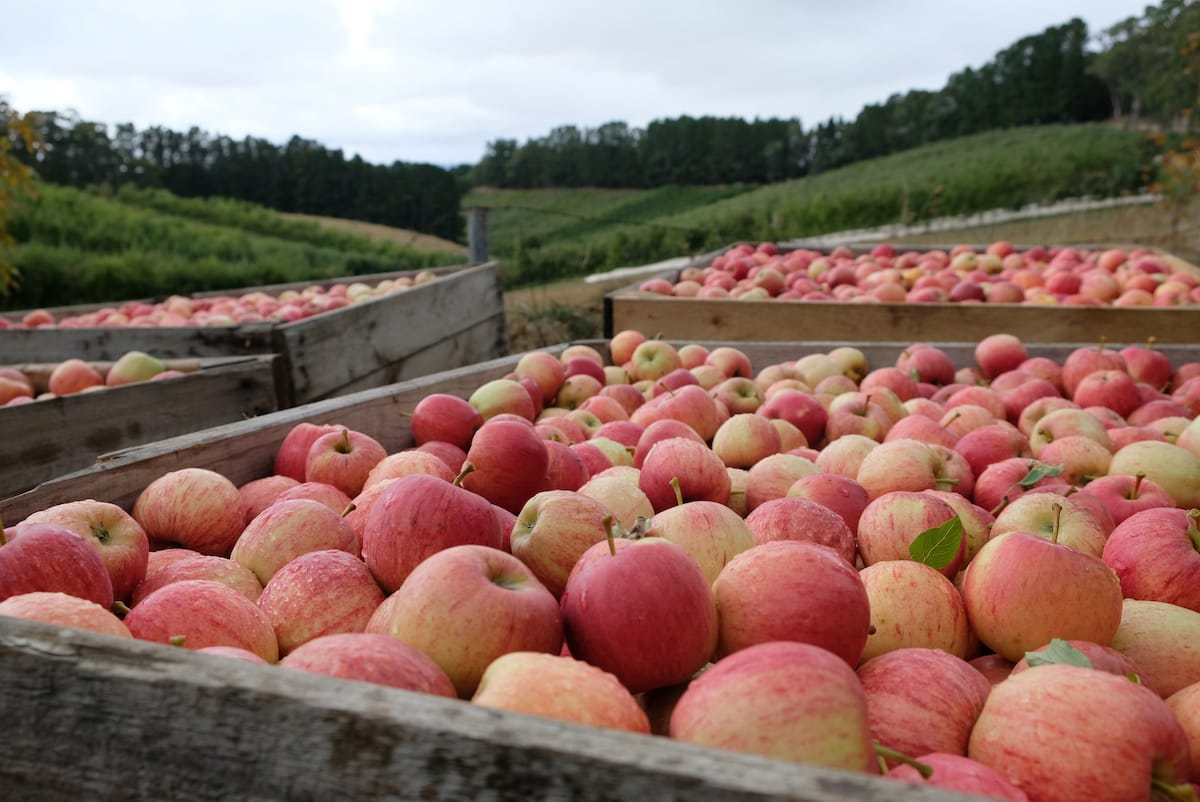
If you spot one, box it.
[0,0,1148,169]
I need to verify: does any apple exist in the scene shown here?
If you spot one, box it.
[859,647,992,765]
[713,540,869,664]
[641,384,724,442]
[669,641,876,773]
[629,340,682,382]
[1061,341,1128,397]
[643,500,754,585]
[758,390,828,446]
[1108,441,1200,508]
[1086,472,1176,526]
[363,450,455,491]
[814,433,878,478]
[855,439,958,500]
[577,471,653,530]
[709,376,764,415]
[1111,600,1200,698]
[962,527,1123,662]
[105,350,165,386]
[1010,639,1149,687]
[824,394,892,442]
[608,329,647,367]
[514,350,566,404]
[562,536,717,694]
[856,490,961,574]
[555,374,603,410]
[229,499,360,586]
[637,437,731,512]
[897,344,956,386]
[990,492,1109,558]
[0,521,114,608]
[861,367,921,402]
[304,427,387,498]
[710,412,781,468]
[468,378,537,421]
[280,632,456,697]
[461,419,550,514]
[125,578,278,662]
[785,472,870,535]
[132,468,247,555]
[743,453,820,511]
[256,549,385,656]
[130,553,263,605]
[367,544,562,698]
[48,358,105,395]
[1073,369,1142,418]
[237,475,302,523]
[0,591,131,639]
[886,753,1030,800]
[1028,407,1113,457]
[410,393,483,449]
[509,490,616,598]
[968,664,1192,802]
[1034,435,1111,485]
[972,457,1070,514]
[744,496,857,566]
[858,560,971,663]
[975,333,1029,380]
[1102,508,1200,612]
[21,499,150,603]
[1166,683,1200,784]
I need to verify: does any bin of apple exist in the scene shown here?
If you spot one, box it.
[0,350,183,406]
[3,329,1200,802]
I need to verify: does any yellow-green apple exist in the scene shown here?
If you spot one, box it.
[642,500,753,585]
[130,553,262,604]
[1108,441,1200,508]
[510,490,615,598]
[1166,682,1200,784]
[709,376,764,415]
[0,591,131,639]
[629,340,682,382]
[968,664,1192,802]
[961,527,1122,662]
[713,540,868,664]
[972,457,1070,514]
[280,632,456,697]
[726,467,750,516]
[514,350,566,404]
[472,651,650,733]
[794,353,845,386]
[690,363,728,390]
[275,481,353,515]
[828,345,869,382]
[769,419,809,452]
[363,450,455,491]
[744,453,820,511]
[468,378,536,421]
[710,412,781,468]
[561,536,717,694]
[565,408,603,439]
[555,374,603,410]
[855,439,958,501]
[0,522,114,608]
[744,496,857,566]
[577,471,653,530]
[637,437,731,512]
[461,418,550,514]
[1028,407,1113,457]
[125,579,278,662]
[229,498,360,586]
[304,428,387,498]
[975,333,1029,380]
[669,641,877,772]
[48,358,104,395]
[1111,599,1200,697]
[814,433,878,479]
[856,491,962,574]
[704,346,753,379]
[859,560,971,662]
[237,475,302,523]
[1102,508,1200,611]
[1061,342,1128,397]
[256,549,384,656]
[1010,639,1149,688]
[990,492,1108,558]
[1177,416,1200,456]
[22,499,149,602]
[362,473,503,593]
[366,544,562,697]
[786,472,870,534]
[132,467,247,555]
[608,329,647,367]
[859,648,992,765]
[410,393,482,449]
[886,753,1030,799]
[105,350,165,386]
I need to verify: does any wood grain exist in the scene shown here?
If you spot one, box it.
[0,616,983,802]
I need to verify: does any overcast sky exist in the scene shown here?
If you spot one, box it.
[1,1,1147,168]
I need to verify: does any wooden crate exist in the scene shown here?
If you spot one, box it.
[1,355,279,499]
[603,244,1200,344]
[0,262,510,406]
[3,338,1196,800]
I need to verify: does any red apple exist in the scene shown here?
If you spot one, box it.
[410,393,483,449]
[461,419,550,514]
[0,591,131,639]
[132,468,247,555]
[280,632,456,696]
[125,578,278,662]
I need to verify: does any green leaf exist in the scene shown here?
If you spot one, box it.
[1024,639,1094,669]
[1018,461,1065,488]
[909,516,964,571]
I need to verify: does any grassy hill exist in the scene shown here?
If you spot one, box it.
[465,124,1157,288]
[2,185,464,311]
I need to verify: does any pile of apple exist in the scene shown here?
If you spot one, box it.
[5,329,1200,801]
[0,350,183,407]
[0,271,440,330]
[637,240,1200,307]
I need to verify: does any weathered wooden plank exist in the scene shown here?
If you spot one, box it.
[607,294,1200,344]
[276,262,507,403]
[1,356,280,500]
[0,617,983,802]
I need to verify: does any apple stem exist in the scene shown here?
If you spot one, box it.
[453,462,476,487]
[669,477,685,507]
[872,743,933,779]
[0,523,6,548]
[1151,777,1200,802]
[169,635,186,648]
[395,409,413,418]
[111,600,131,617]
[1097,336,1107,353]
[1132,472,1146,499]
[1050,502,1063,545]
[336,428,352,454]
[341,502,357,518]
[1147,336,1157,351]
[1187,509,1200,553]
[602,515,617,556]
[945,412,962,427]
[990,495,1011,517]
